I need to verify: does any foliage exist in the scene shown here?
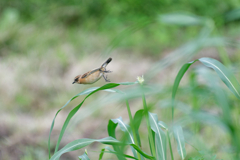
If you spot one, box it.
[48,57,240,159]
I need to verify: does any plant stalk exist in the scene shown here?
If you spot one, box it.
[125,99,142,160]
[141,85,156,158]
[167,130,174,160]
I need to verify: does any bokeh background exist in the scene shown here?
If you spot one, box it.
[0,0,240,159]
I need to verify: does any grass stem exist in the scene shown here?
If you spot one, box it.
[125,99,142,160]
[140,85,156,158]
[167,130,174,160]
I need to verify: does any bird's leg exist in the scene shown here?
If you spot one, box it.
[103,74,110,82]
[103,70,112,73]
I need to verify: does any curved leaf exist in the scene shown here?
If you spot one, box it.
[158,121,168,130]
[50,137,121,160]
[173,125,186,160]
[99,147,138,160]
[108,119,126,160]
[48,87,101,157]
[109,117,151,159]
[111,117,135,144]
[130,144,155,160]
[133,109,144,147]
[172,60,197,119]
[99,148,105,160]
[110,117,138,158]
[172,57,240,120]
[199,57,240,99]
[159,13,206,26]
[148,112,167,160]
[49,82,137,158]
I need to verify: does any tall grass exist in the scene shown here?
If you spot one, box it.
[44,10,240,159]
[48,56,240,159]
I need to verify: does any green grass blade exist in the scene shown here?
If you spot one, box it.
[172,57,240,121]
[159,13,206,26]
[50,137,121,160]
[108,119,126,160]
[49,82,137,157]
[48,87,101,158]
[98,148,105,160]
[111,117,135,144]
[173,125,186,160]
[149,112,167,160]
[172,60,198,120]
[158,121,174,160]
[99,147,138,160]
[79,152,90,160]
[133,109,144,147]
[110,117,138,158]
[53,83,119,153]
[225,8,240,22]
[199,57,240,99]
[130,144,155,160]
[158,121,168,130]
[108,117,154,159]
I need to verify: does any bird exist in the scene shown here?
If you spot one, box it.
[72,57,112,84]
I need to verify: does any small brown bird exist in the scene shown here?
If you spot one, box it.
[72,58,112,84]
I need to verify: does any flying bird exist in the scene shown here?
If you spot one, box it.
[72,58,112,84]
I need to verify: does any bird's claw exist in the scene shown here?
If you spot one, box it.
[103,75,110,82]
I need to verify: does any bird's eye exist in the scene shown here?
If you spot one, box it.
[74,77,79,81]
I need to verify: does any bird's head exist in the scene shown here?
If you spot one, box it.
[72,75,81,84]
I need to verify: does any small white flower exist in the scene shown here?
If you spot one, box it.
[137,75,144,84]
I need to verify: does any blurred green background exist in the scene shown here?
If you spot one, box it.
[0,0,240,159]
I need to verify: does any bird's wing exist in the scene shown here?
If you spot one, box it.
[81,68,100,79]
[81,72,89,78]
[89,68,101,75]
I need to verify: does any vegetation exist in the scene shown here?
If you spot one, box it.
[0,0,240,160]
[48,57,240,160]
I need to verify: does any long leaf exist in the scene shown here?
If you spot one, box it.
[109,117,152,159]
[130,144,155,160]
[158,121,175,160]
[133,109,144,147]
[159,13,206,26]
[110,117,138,158]
[173,125,186,160]
[49,82,137,158]
[50,137,122,160]
[98,146,138,160]
[98,148,105,160]
[108,119,126,160]
[172,60,197,119]
[172,57,240,120]
[158,121,168,130]
[48,87,102,157]
[199,57,240,99]
[148,112,167,160]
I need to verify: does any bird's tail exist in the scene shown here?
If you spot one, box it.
[101,57,112,68]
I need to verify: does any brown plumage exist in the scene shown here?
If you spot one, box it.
[72,58,112,84]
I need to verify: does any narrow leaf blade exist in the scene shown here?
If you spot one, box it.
[199,57,240,99]
[49,82,137,157]
[173,125,186,160]
[148,112,167,160]
[50,137,121,160]
[172,60,197,119]
[133,109,144,147]
[111,117,138,158]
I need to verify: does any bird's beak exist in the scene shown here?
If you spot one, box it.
[72,81,75,84]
